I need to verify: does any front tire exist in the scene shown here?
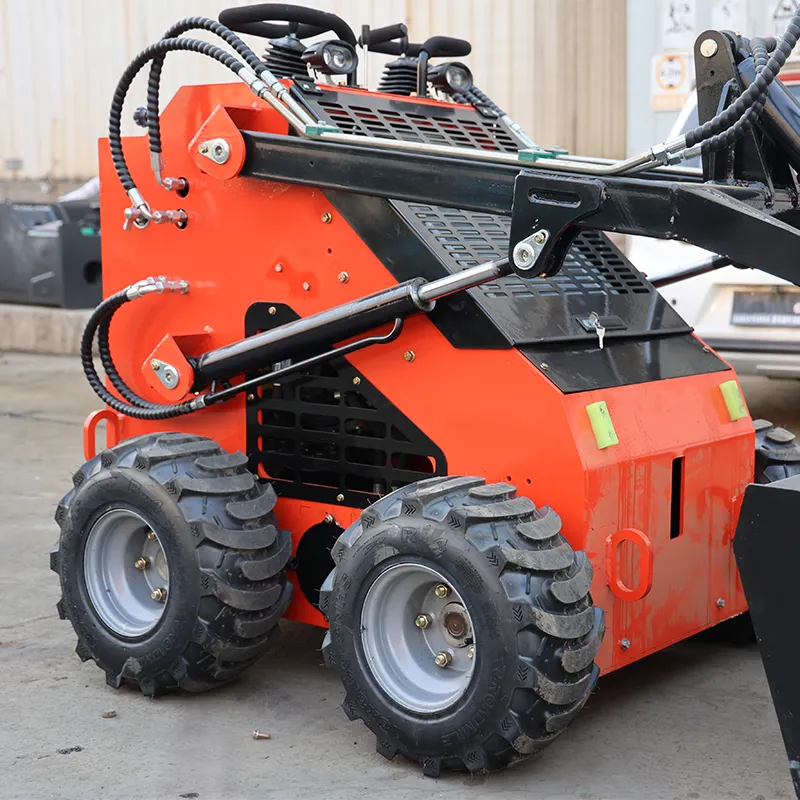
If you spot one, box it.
[50,432,292,696]
[320,476,604,776]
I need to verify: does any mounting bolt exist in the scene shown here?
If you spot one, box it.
[716,597,726,609]
[404,350,416,363]
[198,143,209,154]
[540,362,549,371]
[324,513,335,524]
[467,645,475,659]
[703,345,711,353]
[151,588,167,603]
[352,377,361,386]
[415,614,432,629]
[620,637,631,650]
[134,557,149,571]
[515,243,535,267]
[434,651,452,668]
[147,531,157,541]
[253,731,271,740]
[150,360,160,371]
[336,493,345,502]
[275,263,283,273]
[268,306,277,315]
[321,212,332,223]
[246,393,255,401]
[434,584,451,599]
[302,282,311,291]
[532,231,547,245]
[700,38,719,58]
[337,271,349,283]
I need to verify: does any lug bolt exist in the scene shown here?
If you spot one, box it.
[434,584,451,599]
[716,597,726,609]
[620,637,631,650]
[147,531,157,541]
[321,212,332,223]
[434,651,452,668]
[404,350,416,363]
[467,645,475,659]
[134,557,149,571]
[415,614,432,629]
[151,588,167,602]
[337,272,349,283]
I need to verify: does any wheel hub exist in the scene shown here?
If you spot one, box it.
[360,563,476,714]
[83,508,170,639]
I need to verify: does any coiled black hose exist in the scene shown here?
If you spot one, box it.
[109,38,246,193]
[81,291,202,420]
[146,18,266,157]
[686,10,800,149]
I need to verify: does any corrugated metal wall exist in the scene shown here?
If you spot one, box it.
[0,0,626,185]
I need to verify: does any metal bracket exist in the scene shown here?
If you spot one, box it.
[150,359,180,389]
[198,138,231,165]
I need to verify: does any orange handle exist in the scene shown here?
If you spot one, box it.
[605,527,654,602]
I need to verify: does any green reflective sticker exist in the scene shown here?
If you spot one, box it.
[586,400,619,449]
[304,123,339,136]
[518,148,558,163]
[720,379,747,422]
[80,226,96,236]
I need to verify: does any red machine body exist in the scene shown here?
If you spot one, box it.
[93,81,754,676]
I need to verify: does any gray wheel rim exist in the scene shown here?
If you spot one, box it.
[360,562,476,714]
[83,508,170,638]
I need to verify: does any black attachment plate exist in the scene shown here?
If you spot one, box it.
[245,303,446,508]
[734,475,800,799]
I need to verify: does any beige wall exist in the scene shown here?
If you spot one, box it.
[0,0,626,189]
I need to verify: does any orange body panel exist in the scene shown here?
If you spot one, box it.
[96,83,754,674]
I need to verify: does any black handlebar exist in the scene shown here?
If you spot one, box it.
[359,23,408,48]
[420,35,472,58]
[219,3,357,45]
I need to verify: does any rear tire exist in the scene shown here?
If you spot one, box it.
[319,476,604,776]
[50,432,292,696]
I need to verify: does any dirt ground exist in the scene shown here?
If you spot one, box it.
[0,352,795,800]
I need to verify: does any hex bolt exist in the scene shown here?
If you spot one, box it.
[540,362,549,371]
[434,584,451,599]
[532,231,547,245]
[246,393,255,401]
[321,212,332,223]
[151,588,167,602]
[700,38,719,58]
[147,531,157,541]
[337,271,349,283]
[275,263,283,273]
[716,597,726,609]
[415,614,432,629]
[302,282,311,291]
[620,637,631,650]
[253,731,271,740]
[268,306,277,316]
[198,143,209,154]
[352,377,361,386]
[336,493,345,502]
[434,651,452,668]
[403,350,416,363]
[150,360,161,371]
[467,645,475,659]
[324,513,335,524]
[134,557,149,571]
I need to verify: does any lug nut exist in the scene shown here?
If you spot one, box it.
[467,645,475,659]
[134,557,149,571]
[151,588,167,602]
[147,531,157,541]
[434,584,451,599]
[434,651,452,668]
[415,614,432,629]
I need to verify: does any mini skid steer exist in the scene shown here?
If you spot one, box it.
[48,4,800,787]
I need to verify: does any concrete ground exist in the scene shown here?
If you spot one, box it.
[0,351,796,800]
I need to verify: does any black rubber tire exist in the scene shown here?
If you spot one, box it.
[754,418,800,483]
[319,476,604,776]
[50,432,292,696]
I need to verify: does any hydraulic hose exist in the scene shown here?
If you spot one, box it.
[685,11,800,149]
[146,18,267,159]
[110,38,247,195]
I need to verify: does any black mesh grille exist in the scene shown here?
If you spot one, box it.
[314,96,518,151]
[397,204,649,298]
[245,304,447,508]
